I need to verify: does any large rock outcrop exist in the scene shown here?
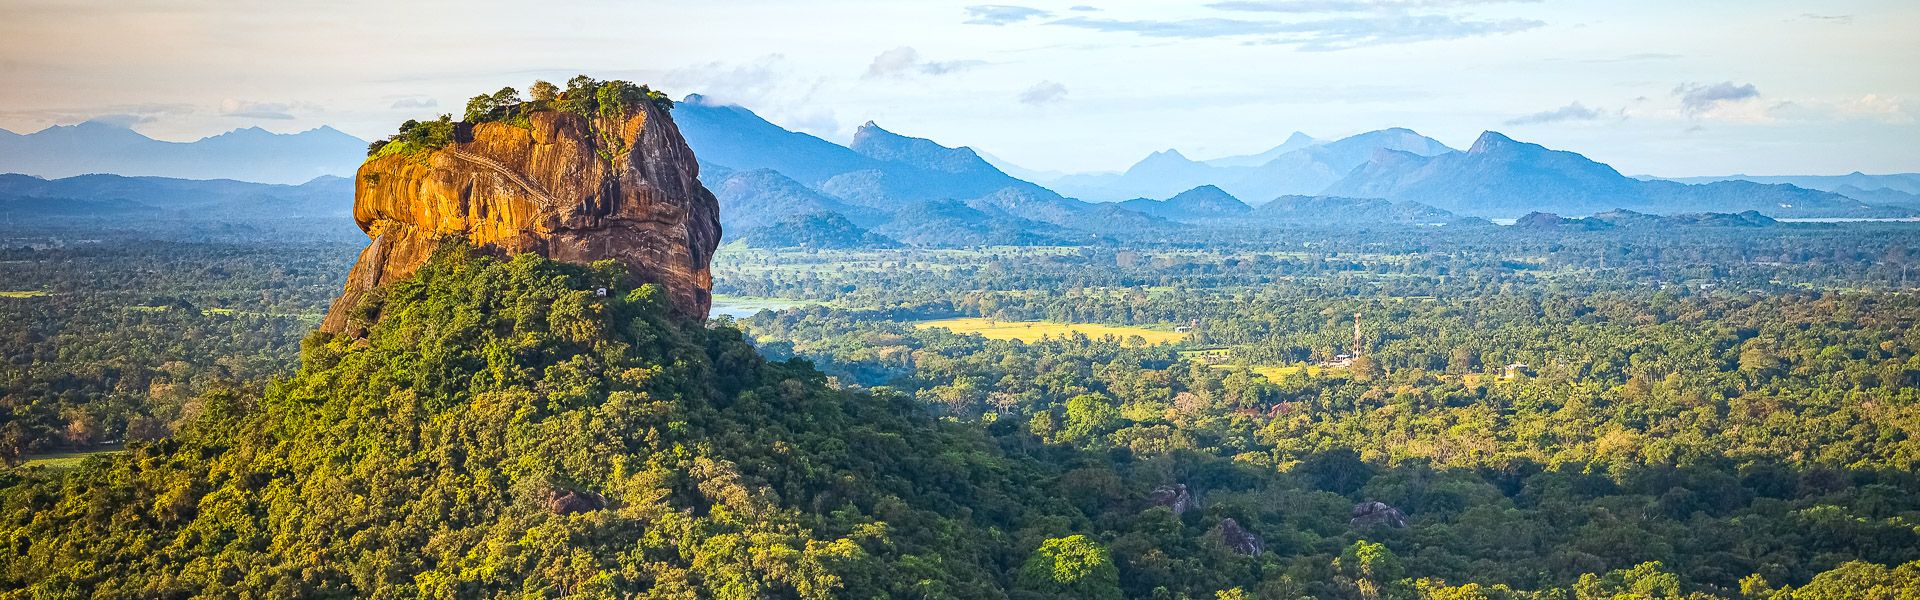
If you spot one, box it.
[1350,501,1409,529]
[322,102,720,333]
[1215,518,1265,556]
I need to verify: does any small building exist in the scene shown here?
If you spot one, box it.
[1503,363,1532,379]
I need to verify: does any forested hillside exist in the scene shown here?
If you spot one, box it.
[0,247,1074,597]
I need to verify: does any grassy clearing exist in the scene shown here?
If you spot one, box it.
[0,290,50,298]
[15,445,124,470]
[915,317,1187,345]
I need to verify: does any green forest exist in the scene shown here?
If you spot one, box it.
[3,209,1919,597]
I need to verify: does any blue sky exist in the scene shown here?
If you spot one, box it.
[1,0,1915,176]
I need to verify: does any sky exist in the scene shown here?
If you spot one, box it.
[0,0,1915,177]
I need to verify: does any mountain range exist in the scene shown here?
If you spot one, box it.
[675,95,1161,246]
[1510,208,1781,231]
[5,98,1913,244]
[1324,132,1894,218]
[0,172,353,220]
[676,98,1908,243]
[1041,128,1456,203]
[0,120,368,185]
[1652,172,1920,210]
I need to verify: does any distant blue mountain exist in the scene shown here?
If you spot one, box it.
[1252,195,1462,226]
[1656,172,1920,196]
[673,95,886,186]
[1325,132,1903,218]
[1651,172,1920,208]
[676,96,1162,245]
[1830,185,1920,209]
[1512,209,1782,230]
[705,168,885,237]
[1118,185,1251,220]
[737,212,901,249]
[0,172,353,219]
[840,121,1068,206]
[1201,132,1318,168]
[0,121,367,185]
[1045,128,1455,203]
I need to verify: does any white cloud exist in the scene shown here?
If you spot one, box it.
[865,47,982,78]
[1209,0,1540,13]
[1019,81,1068,105]
[663,55,844,138]
[1799,13,1853,24]
[1506,101,1619,125]
[964,5,1050,25]
[1049,14,1543,50]
[1836,94,1911,123]
[1674,82,1768,121]
[219,99,300,120]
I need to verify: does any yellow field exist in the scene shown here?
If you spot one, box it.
[0,290,50,298]
[915,317,1187,344]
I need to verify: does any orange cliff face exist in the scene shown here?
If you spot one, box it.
[321,103,721,334]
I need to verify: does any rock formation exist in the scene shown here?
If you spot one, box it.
[1216,518,1265,556]
[1146,483,1197,516]
[1350,500,1409,528]
[322,100,720,333]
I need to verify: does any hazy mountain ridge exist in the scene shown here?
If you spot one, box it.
[1657,172,1920,196]
[10,100,1912,240]
[0,120,368,185]
[1117,185,1251,219]
[708,168,885,235]
[1252,195,1464,225]
[1325,132,1903,218]
[1042,128,1455,203]
[1512,208,1781,230]
[1202,132,1319,168]
[738,211,901,249]
[676,97,1142,245]
[0,172,353,219]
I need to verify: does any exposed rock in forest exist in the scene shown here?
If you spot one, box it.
[323,98,720,333]
[1350,501,1409,528]
[1217,518,1265,556]
[1147,483,1197,515]
[543,487,607,515]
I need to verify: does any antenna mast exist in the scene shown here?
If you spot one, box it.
[1353,312,1362,357]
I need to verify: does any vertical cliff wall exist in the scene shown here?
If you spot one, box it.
[322,102,721,333]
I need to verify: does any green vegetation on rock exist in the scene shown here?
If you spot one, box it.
[366,75,675,160]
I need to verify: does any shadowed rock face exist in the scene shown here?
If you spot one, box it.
[1350,500,1409,529]
[322,103,721,333]
[1217,518,1264,556]
[1147,483,1197,515]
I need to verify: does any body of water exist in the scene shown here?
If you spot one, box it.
[709,296,807,319]
[1777,217,1920,223]
[1488,216,1920,225]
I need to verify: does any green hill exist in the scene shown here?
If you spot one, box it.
[0,244,1067,597]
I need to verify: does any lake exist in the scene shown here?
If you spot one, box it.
[709,296,810,319]
[1777,217,1920,223]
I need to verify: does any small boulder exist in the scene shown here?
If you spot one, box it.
[1350,500,1408,528]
